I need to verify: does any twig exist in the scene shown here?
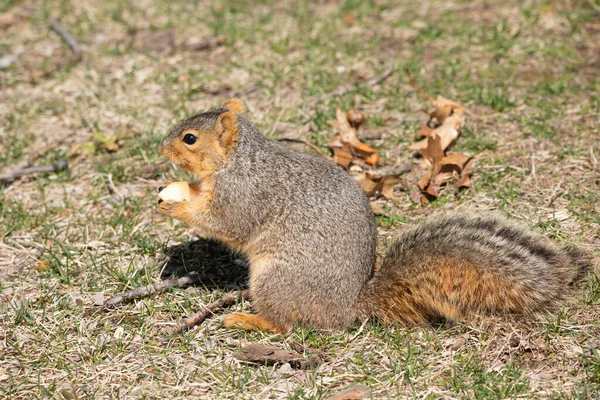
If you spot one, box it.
[27,18,82,82]
[309,59,396,109]
[405,69,437,104]
[0,160,68,184]
[172,289,250,334]
[235,343,322,369]
[277,138,331,159]
[14,137,69,170]
[48,17,82,61]
[104,273,201,307]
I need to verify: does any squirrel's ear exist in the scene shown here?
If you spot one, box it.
[221,99,245,114]
[214,111,238,151]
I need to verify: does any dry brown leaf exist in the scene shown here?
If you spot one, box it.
[329,108,379,167]
[439,152,472,171]
[457,157,476,189]
[419,152,474,198]
[408,113,462,151]
[407,94,464,152]
[420,134,445,165]
[331,147,353,169]
[353,172,401,199]
[342,13,355,25]
[37,260,50,271]
[416,175,430,191]
[326,384,371,400]
[430,95,464,124]
[457,174,472,189]
[415,123,435,139]
[406,137,427,151]
[405,78,475,201]
[425,180,442,198]
[235,343,321,370]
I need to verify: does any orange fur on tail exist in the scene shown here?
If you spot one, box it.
[359,256,538,326]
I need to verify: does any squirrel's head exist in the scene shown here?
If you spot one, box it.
[159,99,245,178]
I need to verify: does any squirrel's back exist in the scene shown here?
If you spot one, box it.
[358,213,593,325]
[159,100,592,332]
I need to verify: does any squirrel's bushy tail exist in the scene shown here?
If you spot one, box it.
[357,214,593,325]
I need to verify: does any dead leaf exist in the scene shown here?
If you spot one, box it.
[326,384,371,400]
[92,292,105,306]
[420,134,445,165]
[457,157,476,189]
[430,95,464,124]
[407,114,461,151]
[37,260,50,271]
[353,172,401,199]
[332,147,353,169]
[415,123,435,139]
[405,78,475,201]
[439,152,472,173]
[418,152,473,198]
[329,108,379,167]
[235,343,321,370]
[407,94,464,152]
[456,174,472,188]
[342,13,355,24]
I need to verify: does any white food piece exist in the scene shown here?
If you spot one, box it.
[158,182,191,202]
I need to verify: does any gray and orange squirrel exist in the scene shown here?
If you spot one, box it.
[157,99,592,333]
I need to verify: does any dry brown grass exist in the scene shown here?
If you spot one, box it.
[1,0,599,398]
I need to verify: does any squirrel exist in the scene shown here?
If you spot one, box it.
[157,99,593,333]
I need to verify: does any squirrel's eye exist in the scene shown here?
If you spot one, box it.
[183,133,197,145]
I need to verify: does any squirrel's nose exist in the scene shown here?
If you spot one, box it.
[158,140,166,156]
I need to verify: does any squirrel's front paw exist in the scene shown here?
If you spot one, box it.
[158,199,181,217]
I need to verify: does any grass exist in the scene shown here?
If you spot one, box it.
[1,0,599,398]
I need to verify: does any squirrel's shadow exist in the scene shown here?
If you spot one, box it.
[159,238,248,290]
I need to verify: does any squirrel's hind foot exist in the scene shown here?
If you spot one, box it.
[223,312,289,334]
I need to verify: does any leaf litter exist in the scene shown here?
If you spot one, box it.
[325,74,477,202]
[405,72,476,203]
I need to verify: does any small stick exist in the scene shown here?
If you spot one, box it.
[277,138,331,159]
[14,136,70,170]
[48,17,82,61]
[172,289,250,334]
[27,18,83,82]
[405,69,436,104]
[104,274,201,307]
[0,160,68,184]
[235,342,322,369]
